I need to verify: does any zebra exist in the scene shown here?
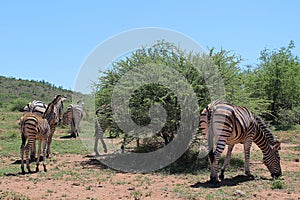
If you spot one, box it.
[23,100,47,116]
[94,108,108,155]
[20,112,50,174]
[200,100,282,183]
[62,100,84,138]
[43,95,67,157]
[23,100,48,160]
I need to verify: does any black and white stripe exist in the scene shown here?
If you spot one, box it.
[23,100,47,116]
[200,101,282,182]
[94,108,108,155]
[20,113,50,174]
[23,100,47,160]
[62,100,84,138]
[43,95,66,157]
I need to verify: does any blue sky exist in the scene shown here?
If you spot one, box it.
[0,1,299,92]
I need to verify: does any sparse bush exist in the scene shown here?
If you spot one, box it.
[277,107,300,130]
[9,98,29,112]
[271,179,284,189]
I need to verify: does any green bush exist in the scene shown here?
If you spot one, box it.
[277,107,300,130]
[271,179,284,189]
[10,98,29,112]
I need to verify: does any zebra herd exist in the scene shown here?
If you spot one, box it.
[19,98,282,182]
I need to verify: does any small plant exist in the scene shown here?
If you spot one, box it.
[86,185,92,190]
[271,179,284,189]
[47,189,54,193]
[131,190,142,200]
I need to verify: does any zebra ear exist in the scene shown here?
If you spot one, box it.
[272,141,281,151]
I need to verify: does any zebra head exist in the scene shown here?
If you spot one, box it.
[263,140,282,178]
[44,95,67,124]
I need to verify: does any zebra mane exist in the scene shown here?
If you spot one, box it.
[43,95,66,123]
[255,115,276,145]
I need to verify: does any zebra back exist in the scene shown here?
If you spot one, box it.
[62,101,84,126]
[20,113,50,142]
[23,100,47,116]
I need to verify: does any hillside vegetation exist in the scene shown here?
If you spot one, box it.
[0,76,74,111]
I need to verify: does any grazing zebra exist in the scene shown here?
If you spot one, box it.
[62,100,84,138]
[200,100,282,183]
[23,100,48,160]
[43,95,67,157]
[23,100,47,116]
[20,112,50,174]
[94,108,108,155]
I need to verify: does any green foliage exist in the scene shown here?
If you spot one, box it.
[95,41,209,144]
[9,98,30,112]
[253,41,300,126]
[277,106,300,130]
[271,179,284,189]
[94,40,300,155]
[209,48,270,114]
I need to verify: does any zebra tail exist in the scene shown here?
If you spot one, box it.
[207,105,215,163]
[208,126,215,163]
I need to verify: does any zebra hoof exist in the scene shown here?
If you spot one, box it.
[21,167,25,175]
[219,173,225,180]
[209,177,220,184]
[36,167,39,173]
[43,164,47,172]
[30,156,36,162]
[247,174,255,180]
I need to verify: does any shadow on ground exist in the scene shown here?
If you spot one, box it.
[190,175,267,188]
[80,155,109,170]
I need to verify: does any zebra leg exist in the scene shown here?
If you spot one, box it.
[25,144,32,173]
[47,133,53,157]
[36,139,41,172]
[100,136,107,153]
[209,139,226,183]
[219,144,234,180]
[20,134,26,174]
[20,144,25,174]
[71,121,76,138]
[94,130,107,155]
[42,139,47,172]
[244,138,254,179]
[30,141,36,162]
[94,134,100,156]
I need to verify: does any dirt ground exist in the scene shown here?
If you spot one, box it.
[0,134,300,200]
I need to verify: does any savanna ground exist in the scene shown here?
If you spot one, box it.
[0,111,299,200]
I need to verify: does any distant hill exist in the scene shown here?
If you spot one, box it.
[0,76,78,111]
